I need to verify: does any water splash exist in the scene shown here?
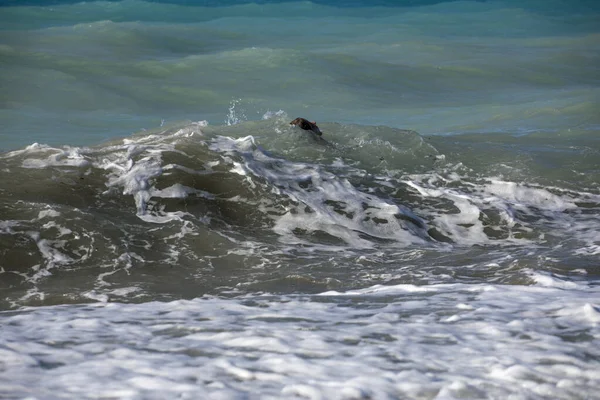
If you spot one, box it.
[225,98,247,126]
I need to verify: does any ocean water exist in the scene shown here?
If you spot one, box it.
[1,0,599,398]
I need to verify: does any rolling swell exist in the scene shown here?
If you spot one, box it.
[0,117,429,308]
[1,115,599,309]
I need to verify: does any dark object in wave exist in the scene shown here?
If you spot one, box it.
[290,117,322,136]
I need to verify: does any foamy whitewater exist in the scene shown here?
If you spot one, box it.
[1,0,599,399]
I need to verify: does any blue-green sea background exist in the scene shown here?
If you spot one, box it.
[1,0,599,150]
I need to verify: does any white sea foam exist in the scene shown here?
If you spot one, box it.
[94,126,208,219]
[402,167,599,250]
[2,125,209,223]
[483,180,577,211]
[37,209,61,220]
[0,281,597,399]
[13,145,92,169]
[209,135,429,248]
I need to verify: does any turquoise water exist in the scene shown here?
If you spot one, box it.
[1,0,599,150]
[1,1,599,398]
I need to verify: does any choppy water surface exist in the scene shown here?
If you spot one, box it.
[1,0,599,398]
